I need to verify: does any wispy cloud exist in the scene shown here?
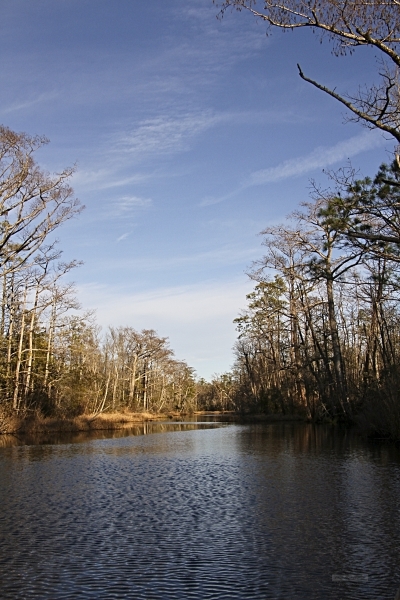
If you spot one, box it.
[199,190,240,207]
[78,278,250,323]
[115,111,224,158]
[71,169,151,192]
[249,130,385,185]
[1,91,59,114]
[116,233,130,242]
[116,195,152,210]
[103,195,152,220]
[111,107,299,169]
[89,244,259,273]
[69,106,304,197]
[200,130,387,206]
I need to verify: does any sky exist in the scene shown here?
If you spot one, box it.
[0,0,395,379]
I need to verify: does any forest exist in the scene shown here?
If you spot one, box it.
[200,163,400,440]
[2,0,400,441]
[0,126,197,431]
[198,0,400,439]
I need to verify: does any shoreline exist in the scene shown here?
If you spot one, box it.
[0,410,307,436]
[0,411,180,436]
[1,411,395,442]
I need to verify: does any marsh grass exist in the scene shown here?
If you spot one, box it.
[0,410,169,435]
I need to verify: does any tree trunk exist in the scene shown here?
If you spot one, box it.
[13,286,27,412]
[24,284,40,400]
[326,276,347,414]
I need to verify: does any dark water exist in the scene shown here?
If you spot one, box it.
[0,421,399,599]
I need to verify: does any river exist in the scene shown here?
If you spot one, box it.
[0,419,399,599]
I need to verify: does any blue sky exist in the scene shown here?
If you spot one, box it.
[0,0,394,378]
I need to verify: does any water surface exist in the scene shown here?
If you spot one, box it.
[0,421,399,599]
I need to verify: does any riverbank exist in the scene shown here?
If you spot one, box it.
[194,411,307,422]
[238,413,305,422]
[0,411,183,435]
[0,409,318,436]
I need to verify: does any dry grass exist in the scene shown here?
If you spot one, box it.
[0,409,306,436]
[0,411,169,435]
[0,411,21,434]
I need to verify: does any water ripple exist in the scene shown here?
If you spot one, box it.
[0,423,399,599]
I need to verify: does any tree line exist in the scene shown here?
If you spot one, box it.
[0,126,196,423]
[200,164,400,438]
[198,160,400,439]
[197,0,400,438]
[3,0,400,438]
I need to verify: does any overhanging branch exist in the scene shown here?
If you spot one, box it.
[297,63,400,143]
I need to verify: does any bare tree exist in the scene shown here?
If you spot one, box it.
[215,0,400,141]
[0,126,83,273]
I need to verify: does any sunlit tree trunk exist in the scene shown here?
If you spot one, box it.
[6,275,15,399]
[128,354,138,408]
[24,283,40,400]
[13,285,27,411]
[44,300,56,394]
